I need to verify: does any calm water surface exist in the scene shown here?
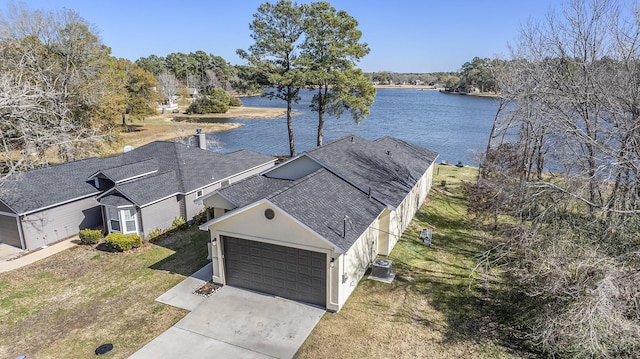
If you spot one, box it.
[206,88,499,165]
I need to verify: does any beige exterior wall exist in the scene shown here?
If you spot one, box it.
[21,197,102,250]
[205,201,383,312]
[380,163,434,255]
[205,202,338,307]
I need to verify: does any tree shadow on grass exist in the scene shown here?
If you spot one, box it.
[391,251,534,357]
[147,226,210,277]
[392,191,537,357]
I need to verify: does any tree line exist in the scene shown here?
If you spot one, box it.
[0,4,160,181]
[364,57,500,93]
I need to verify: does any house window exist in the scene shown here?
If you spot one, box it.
[107,207,139,235]
[108,207,120,232]
[196,190,203,198]
[122,208,137,233]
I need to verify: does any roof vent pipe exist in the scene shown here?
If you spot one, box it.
[343,215,349,238]
[368,187,371,199]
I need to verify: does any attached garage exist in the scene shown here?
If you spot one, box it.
[222,236,326,307]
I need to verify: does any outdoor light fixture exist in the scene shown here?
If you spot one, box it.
[330,257,335,268]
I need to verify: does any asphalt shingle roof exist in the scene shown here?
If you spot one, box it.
[269,169,386,251]
[0,141,275,213]
[212,135,438,251]
[92,158,159,183]
[307,135,439,207]
[218,168,386,252]
[106,171,180,207]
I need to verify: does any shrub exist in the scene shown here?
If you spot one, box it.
[146,229,164,242]
[79,229,102,245]
[172,216,187,230]
[186,88,230,114]
[105,233,142,252]
[229,97,242,107]
[193,208,209,225]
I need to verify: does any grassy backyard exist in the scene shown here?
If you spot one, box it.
[297,165,529,358]
[0,165,528,358]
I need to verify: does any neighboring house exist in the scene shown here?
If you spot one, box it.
[0,135,276,251]
[188,88,199,99]
[197,135,438,311]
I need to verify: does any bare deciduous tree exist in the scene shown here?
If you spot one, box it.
[0,3,110,185]
[471,0,640,357]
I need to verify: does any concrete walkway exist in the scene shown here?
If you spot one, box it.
[0,237,79,273]
[131,266,325,359]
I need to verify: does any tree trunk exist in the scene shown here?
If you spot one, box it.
[287,87,295,157]
[316,86,324,147]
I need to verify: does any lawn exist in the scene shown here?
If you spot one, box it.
[0,227,210,359]
[297,165,530,358]
[0,165,529,358]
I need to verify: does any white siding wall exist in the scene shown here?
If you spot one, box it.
[21,197,102,250]
[333,219,380,311]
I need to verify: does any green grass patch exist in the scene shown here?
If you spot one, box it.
[0,225,210,358]
[299,165,529,358]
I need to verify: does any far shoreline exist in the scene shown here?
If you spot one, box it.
[105,105,287,156]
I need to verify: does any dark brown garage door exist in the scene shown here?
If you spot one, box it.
[223,236,326,307]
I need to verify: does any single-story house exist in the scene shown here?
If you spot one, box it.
[197,135,438,311]
[0,133,276,251]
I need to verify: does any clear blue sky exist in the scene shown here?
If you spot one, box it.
[2,0,560,73]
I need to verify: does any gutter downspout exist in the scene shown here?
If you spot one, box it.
[16,215,26,251]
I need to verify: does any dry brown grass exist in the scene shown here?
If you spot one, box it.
[0,226,210,359]
[104,105,286,156]
[297,165,529,359]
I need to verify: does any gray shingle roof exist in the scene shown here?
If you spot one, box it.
[0,157,106,214]
[268,169,386,251]
[306,135,439,207]
[212,135,438,251]
[102,171,180,207]
[99,192,135,207]
[217,175,293,207]
[0,141,275,214]
[218,168,386,252]
[91,158,159,183]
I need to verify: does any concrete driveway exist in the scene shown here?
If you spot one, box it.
[130,274,325,359]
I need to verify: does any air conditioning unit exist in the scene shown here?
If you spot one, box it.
[371,258,392,278]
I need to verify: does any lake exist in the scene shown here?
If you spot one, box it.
[206,88,500,165]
